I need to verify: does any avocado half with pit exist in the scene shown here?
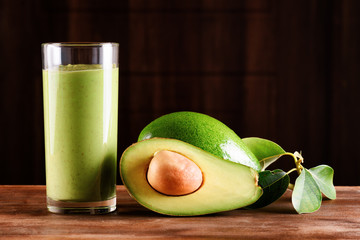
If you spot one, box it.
[120,138,262,216]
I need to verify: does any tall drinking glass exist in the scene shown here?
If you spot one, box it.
[42,43,119,214]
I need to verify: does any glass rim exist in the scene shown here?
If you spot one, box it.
[42,42,119,47]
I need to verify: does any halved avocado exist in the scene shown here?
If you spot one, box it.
[120,138,262,216]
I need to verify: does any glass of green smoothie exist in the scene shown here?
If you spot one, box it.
[42,43,119,214]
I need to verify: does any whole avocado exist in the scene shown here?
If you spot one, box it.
[138,111,261,172]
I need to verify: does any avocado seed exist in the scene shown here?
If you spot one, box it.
[147,150,203,196]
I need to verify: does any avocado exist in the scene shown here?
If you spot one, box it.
[138,111,261,172]
[120,138,262,216]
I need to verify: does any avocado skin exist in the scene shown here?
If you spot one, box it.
[138,111,261,172]
[120,138,262,216]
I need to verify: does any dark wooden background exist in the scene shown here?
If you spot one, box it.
[1,0,359,185]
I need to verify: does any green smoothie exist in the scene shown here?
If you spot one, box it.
[43,64,118,202]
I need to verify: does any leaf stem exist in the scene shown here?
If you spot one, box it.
[286,168,298,175]
[284,151,304,175]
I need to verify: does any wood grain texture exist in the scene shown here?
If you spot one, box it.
[0,185,359,239]
[1,0,360,185]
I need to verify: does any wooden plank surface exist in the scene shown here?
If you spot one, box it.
[0,186,359,239]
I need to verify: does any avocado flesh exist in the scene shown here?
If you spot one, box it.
[120,138,262,216]
[138,111,261,172]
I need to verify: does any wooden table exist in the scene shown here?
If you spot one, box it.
[0,186,359,239]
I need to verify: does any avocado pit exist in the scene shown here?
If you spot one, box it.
[147,150,203,196]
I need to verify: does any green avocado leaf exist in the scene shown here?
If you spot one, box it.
[243,138,336,214]
[308,165,336,200]
[246,169,290,209]
[292,169,322,214]
[243,137,286,170]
